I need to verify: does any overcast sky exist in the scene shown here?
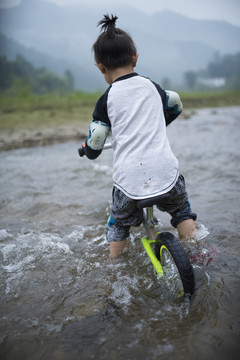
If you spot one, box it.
[1,0,240,27]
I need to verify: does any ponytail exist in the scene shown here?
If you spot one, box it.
[92,14,137,70]
[98,14,118,37]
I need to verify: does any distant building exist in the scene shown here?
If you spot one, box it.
[198,77,226,88]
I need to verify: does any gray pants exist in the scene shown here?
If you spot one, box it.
[106,174,197,242]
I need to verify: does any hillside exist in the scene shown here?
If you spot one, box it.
[0,0,240,90]
[0,33,101,91]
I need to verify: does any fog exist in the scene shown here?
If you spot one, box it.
[0,0,240,90]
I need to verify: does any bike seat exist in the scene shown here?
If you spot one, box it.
[136,193,171,209]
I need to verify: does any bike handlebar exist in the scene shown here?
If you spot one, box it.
[103,143,112,150]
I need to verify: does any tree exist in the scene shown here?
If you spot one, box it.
[162,77,171,90]
[0,55,76,95]
[184,71,197,90]
[0,56,11,90]
[64,70,74,92]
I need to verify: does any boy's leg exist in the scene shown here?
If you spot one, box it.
[177,219,197,239]
[107,220,130,259]
[110,239,127,258]
[107,187,143,259]
[156,175,197,239]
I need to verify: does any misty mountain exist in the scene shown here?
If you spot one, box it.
[0,0,240,90]
[0,32,103,90]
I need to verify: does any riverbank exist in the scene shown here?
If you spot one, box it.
[0,92,94,151]
[0,124,88,151]
[0,91,239,151]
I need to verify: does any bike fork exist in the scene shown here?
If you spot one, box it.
[141,207,164,277]
[142,207,157,240]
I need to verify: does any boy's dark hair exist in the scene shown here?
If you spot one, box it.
[92,14,137,70]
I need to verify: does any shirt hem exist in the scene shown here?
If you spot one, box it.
[113,171,179,200]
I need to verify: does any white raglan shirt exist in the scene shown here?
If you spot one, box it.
[105,74,179,199]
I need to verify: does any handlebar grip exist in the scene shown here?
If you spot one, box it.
[78,147,85,157]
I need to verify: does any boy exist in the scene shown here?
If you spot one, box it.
[79,14,197,258]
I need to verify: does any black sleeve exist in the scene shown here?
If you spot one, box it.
[152,81,180,126]
[92,87,111,126]
[164,109,180,127]
[83,87,111,160]
[152,81,166,104]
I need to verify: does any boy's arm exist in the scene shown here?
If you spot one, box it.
[78,121,110,159]
[152,81,183,126]
[163,90,183,126]
[78,91,111,160]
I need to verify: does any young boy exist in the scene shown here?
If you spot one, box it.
[79,14,197,258]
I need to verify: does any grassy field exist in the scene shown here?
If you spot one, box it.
[180,90,240,109]
[0,92,101,132]
[0,90,240,133]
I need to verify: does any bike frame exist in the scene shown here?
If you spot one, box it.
[103,142,167,279]
[141,207,167,278]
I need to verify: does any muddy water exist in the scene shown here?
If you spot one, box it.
[0,107,240,360]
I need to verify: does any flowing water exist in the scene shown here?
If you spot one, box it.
[0,107,240,360]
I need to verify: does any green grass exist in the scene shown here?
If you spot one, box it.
[0,92,101,132]
[180,90,240,108]
[0,90,239,133]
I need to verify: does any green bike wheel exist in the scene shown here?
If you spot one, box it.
[154,232,195,296]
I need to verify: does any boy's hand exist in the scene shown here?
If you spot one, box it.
[78,139,103,160]
[78,142,86,157]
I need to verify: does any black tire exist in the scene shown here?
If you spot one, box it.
[154,232,195,296]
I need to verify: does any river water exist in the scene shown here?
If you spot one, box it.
[0,107,240,360]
